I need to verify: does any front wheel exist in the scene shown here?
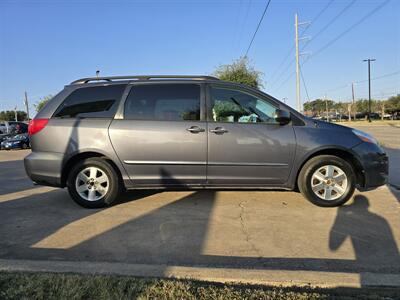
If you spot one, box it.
[298,155,356,207]
[67,157,120,208]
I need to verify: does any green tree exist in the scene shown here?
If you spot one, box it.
[303,99,335,114]
[386,94,400,111]
[355,99,379,113]
[0,110,27,121]
[34,95,53,112]
[214,57,263,88]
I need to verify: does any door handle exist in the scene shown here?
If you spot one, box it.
[186,126,205,133]
[210,127,228,134]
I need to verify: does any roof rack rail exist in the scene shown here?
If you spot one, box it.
[70,75,220,85]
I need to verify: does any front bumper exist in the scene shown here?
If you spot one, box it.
[352,142,388,191]
[24,151,64,187]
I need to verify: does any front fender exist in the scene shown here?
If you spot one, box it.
[286,125,363,188]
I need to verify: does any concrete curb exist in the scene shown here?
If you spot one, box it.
[1,258,399,288]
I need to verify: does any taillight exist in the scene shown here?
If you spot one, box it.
[28,118,49,136]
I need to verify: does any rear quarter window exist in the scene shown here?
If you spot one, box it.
[53,85,126,118]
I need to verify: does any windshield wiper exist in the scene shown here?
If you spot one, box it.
[230,97,261,120]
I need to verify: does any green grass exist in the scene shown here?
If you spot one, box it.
[0,272,399,300]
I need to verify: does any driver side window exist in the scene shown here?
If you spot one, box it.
[210,86,278,124]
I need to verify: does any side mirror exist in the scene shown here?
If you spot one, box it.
[275,109,291,125]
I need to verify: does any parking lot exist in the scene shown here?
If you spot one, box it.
[0,125,399,288]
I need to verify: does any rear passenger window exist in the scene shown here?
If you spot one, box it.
[53,85,126,118]
[124,84,200,121]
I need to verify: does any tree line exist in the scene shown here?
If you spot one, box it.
[303,95,400,116]
[0,95,53,121]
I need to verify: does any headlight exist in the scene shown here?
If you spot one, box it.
[352,129,378,144]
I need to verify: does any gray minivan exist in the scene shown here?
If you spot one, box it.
[24,75,388,208]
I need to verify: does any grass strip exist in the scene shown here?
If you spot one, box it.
[0,271,399,299]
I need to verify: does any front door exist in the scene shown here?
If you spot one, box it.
[206,85,296,186]
[109,83,207,186]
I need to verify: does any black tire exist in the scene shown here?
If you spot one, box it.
[298,155,356,207]
[22,143,28,149]
[67,157,121,208]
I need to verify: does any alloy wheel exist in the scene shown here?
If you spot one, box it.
[75,166,109,201]
[311,165,348,201]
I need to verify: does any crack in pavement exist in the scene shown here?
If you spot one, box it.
[238,200,261,257]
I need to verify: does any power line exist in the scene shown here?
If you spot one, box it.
[269,57,296,89]
[269,40,312,89]
[354,70,400,84]
[272,0,391,91]
[303,0,357,49]
[268,49,295,87]
[356,91,399,99]
[272,69,296,92]
[230,0,245,58]
[309,0,391,59]
[305,0,335,30]
[300,66,310,102]
[236,0,253,53]
[324,71,400,94]
[274,68,398,100]
[244,0,272,57]
[267,0,334,86]
[270,55,312,91]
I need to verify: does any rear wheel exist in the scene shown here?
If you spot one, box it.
[298,155,356,207]
[67,157,120,208]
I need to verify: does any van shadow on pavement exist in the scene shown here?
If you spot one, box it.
[0,160,39,196]
[0,163,399,288]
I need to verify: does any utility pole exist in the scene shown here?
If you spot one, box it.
[347,103,352,122]
[14,106,18,122]
[294,13,310,113]
[363,58,376,122]
[351,83,355,121]
[24,91,30,121]
[295,13,300,113]
[325,93,329,122]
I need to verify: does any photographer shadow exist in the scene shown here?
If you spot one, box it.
[329,194,400,285]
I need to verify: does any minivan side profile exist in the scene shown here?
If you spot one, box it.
[24,75,388,208]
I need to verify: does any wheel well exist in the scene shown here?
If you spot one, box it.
[61,152,123,188]
[295,149,365,190]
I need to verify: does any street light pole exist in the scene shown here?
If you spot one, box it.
[363,58,376,122]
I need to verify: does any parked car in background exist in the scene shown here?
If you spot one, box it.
[0,121,29,145]
[0,121,28,134]
[25,75,388,209]
[1,133,30,150]
[0,123,6,134]
[354,112,380,120]
[381,113,392,120]
[0,133,13,144]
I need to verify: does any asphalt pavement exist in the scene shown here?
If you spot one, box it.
[0,125,399,288]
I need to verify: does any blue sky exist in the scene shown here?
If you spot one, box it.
[1,0,399,114]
